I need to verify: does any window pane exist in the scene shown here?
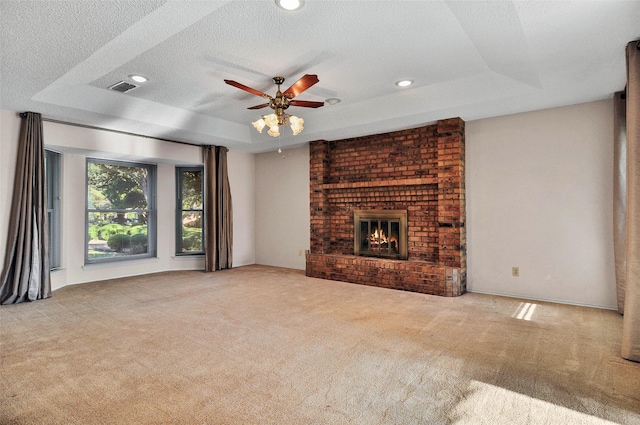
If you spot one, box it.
[45,154,54,209]
[86,159,156,263]
[88,162,149,210]
[176,166,204,255]
[87,211,148,260]
[181,170,203,209]
[181,211,203,252]
[45,150,61,269]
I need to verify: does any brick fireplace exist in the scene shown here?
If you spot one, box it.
[306,118,466,296]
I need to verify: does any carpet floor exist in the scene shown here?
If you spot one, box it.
[1,265,639,424]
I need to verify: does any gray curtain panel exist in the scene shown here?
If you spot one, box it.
[203,145,233,272]
[614,91,627,314]
[0,112,51,305]
[204,145,217,272]
[621,40,640,362]
[216,147,233,269]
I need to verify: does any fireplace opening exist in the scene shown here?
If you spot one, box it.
[354,210,408,260]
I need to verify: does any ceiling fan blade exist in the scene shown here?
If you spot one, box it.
[224,79,271,98]
[282,74,319,99]
[247,103,270,110]
[289,100,325,108]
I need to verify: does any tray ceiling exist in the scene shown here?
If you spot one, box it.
[1,0,638,153]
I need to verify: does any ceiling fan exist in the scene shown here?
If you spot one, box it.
[224,74,324,137]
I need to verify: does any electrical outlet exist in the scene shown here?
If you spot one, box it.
[512,267,519,277]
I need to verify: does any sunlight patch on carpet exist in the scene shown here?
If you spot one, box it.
[512,302,538,321]
[451,380,617,424]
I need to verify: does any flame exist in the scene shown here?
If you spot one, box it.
[370,229,388,248]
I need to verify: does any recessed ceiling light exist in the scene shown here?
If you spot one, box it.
[130,75,148,83]
[395,79,413,87]
[326,98,341,105]
[276,0,303,11]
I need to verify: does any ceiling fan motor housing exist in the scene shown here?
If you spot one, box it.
[270,76,290,118]
[269,95,290,112]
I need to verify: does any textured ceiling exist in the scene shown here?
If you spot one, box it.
[1,0,639,153]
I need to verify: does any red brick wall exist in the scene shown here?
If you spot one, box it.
[307,118,466,296]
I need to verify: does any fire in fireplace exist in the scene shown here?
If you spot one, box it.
[354,210,408,260]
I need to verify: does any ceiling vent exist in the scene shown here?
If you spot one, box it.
[108,81,138,93]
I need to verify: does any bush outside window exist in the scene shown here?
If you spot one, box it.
[86,159,156,263]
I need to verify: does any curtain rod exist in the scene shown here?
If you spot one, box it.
[38,116,203,148]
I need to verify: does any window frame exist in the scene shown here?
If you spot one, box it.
[175,166,205,256]
[45,149,61,270]
[85,158,157,264]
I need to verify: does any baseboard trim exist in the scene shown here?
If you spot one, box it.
[467,288,617,311]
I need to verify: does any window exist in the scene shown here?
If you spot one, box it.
[86,159,156,263]
[45,150,61,269]
[176,167,204,254]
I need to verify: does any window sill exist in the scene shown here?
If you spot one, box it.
[172,254,205,261]
[82,256,159,270]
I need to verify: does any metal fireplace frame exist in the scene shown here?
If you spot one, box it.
[353,210,408,260]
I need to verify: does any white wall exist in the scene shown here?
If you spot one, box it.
[255,146,310,270]
[466,100,617,308]
[0,110,22,268]
[227,150,256,267]
[0,110,256,290]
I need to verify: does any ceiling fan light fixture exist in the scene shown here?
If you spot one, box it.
[267,126,280,137]
[289,115,304,135]
[276,0,303,11]
[252,118,266,133]
[263,114,279,128]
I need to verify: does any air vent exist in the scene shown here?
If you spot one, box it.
[108,81,138,93]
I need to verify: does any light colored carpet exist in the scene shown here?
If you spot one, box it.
[1,265,639,424]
